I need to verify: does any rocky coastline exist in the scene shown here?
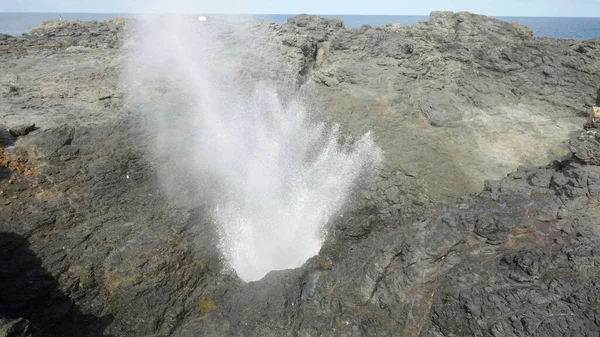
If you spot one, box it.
[1,12,599,336]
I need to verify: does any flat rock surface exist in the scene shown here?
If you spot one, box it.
[0,12,599,337]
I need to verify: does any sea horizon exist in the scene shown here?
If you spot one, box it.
[2,11,600,18]
[1,12,600,39]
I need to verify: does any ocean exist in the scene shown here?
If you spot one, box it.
[0,13,599,39]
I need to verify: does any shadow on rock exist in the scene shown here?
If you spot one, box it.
[0,167,10,181]
[0,232,114,337]
[0,129,16,181]
[0,129,16,148]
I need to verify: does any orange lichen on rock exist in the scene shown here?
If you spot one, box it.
[0,148,36,182]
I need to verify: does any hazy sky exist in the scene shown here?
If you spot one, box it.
[1,0,598,17]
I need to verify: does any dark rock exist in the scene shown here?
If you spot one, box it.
[0,232,113,337]
[8,124,35,137]
[16,125,72,160]
[0,318,31,337]
[1,11,600,337]
[568,129,600,165]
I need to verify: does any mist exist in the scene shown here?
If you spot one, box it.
[125,13,382,281]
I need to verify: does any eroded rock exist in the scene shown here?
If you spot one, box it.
[0,12,599,337]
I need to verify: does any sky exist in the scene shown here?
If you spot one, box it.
[0,0,598,17]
